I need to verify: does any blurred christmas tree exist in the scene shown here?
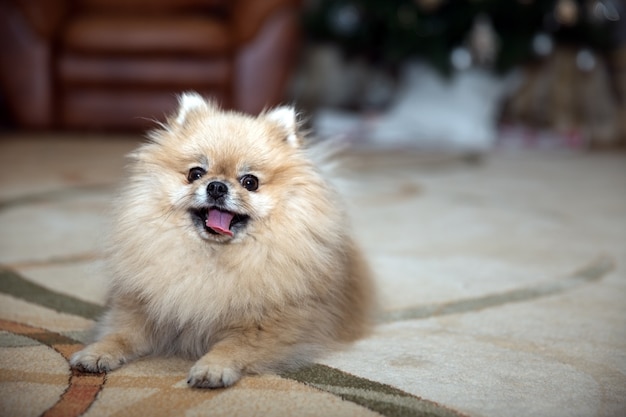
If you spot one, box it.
[304,0,622,75]
[302,0,626,147]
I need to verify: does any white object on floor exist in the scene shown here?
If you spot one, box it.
[314,63,518,152]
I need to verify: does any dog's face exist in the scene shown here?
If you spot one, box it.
[134,93,308,243]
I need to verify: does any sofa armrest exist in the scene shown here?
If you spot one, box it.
[233,5,300,114]
[232,0,300,45]
[0,0,64,127]
[14,0,69,39]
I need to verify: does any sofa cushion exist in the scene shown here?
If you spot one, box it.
[62,16,231,55]
[58,55,232,87]
[75,0,228,14]
[60,88,230,130]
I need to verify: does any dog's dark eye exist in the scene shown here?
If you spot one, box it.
[240,174,259,191]
[187,167,206,183]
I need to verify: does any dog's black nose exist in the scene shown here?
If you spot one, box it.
[207,181,228,199]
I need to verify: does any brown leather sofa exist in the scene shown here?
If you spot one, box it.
[0,0,301,131]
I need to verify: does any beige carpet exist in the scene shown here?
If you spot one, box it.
[1,135,625,417]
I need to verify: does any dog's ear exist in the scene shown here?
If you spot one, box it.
[175,92,217,125]
[266,106,300,147]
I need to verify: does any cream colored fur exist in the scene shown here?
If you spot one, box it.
[70,93,375,388]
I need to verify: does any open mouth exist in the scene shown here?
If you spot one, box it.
[190,207,250,237]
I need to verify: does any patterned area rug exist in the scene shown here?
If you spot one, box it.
[2,137,625,417]
[1,255,615,417]
[0,266,466,417]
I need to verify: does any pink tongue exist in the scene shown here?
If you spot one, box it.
[206,209,235,236]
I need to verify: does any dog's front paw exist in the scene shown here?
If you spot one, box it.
[70,345,127,373]
[187,361,242,389]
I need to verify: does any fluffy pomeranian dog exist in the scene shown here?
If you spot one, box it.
[70,93,375,388]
